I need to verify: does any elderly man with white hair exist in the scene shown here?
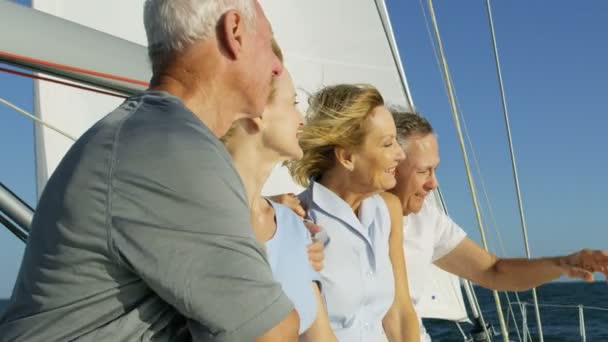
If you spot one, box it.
[0,1,301,341]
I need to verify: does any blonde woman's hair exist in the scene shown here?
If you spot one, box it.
[287,84,384,186]
[221,37,284,143]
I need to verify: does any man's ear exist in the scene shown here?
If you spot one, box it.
[218,10,246,59]
[334,146,355,172]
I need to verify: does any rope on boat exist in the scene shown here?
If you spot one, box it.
[0,96,76,141]
[425,0,510,340]
[483,1,545,340]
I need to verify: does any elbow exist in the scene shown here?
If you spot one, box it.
[383,307,419,341]
[281,310,301,341]
[255,309,300,342]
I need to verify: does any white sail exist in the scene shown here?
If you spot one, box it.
[28,0,469,325]
[411,263,470,322]
[31,0,149,196]
[259,0,414,195]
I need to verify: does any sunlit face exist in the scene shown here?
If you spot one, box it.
[392,134,440,215]
[240,2,283,116]
[349,106,406,193]
[259,70,304,160]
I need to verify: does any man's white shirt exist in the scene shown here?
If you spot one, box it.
[403,199,467,341]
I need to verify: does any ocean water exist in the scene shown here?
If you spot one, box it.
[1,281,606,340]
[424,281,608,341]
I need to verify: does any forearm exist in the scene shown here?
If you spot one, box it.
[437,239,568,292]
[486,256,563,291]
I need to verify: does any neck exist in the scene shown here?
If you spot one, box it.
[229,138,281,207]
[319,168,376,213]
[229,137,281,243]
[148,44,239,137]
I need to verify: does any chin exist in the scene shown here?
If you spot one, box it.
[290,148,304,160]
[381,179,397,191]
[409,202,424,214]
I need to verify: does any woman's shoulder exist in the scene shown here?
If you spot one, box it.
[269,201,311,239]
[378,191,401,209]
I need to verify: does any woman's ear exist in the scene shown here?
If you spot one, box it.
[334,146,355,172]
[243,117,263,134]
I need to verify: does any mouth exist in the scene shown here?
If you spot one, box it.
[415,192,429,200]
[385,166,397,176]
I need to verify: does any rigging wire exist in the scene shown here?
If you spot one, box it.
[0,96,76,141]
[424,0,510,340]
[0,66,127,99]
[414,1,492,339]
[0,213,27,243]
[483,0,544,340]
[416,0,535,339]
[454,77,526,342]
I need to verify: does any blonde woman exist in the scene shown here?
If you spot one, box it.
[287,84,420,341]
[222,42,337,341]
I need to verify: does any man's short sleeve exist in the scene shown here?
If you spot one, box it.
[107,118,293,341]
[430,204,467,262]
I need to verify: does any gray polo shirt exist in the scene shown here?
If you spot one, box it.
[0,91,293,342]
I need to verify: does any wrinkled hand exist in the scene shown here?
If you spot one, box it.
[560,249,608,282]
[305,220,325,272]
[268,193,306,218]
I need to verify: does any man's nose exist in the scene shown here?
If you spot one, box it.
[395,144,406,162]
[426,172,438,190]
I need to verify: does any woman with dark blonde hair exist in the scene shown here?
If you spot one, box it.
[222,40,337,341]
[287,84,420,341]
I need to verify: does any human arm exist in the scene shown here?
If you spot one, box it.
[299,283,339,342]
[435,238,608,291]
[380,192,420,342]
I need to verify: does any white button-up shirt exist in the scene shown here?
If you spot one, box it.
[299,181,394,342]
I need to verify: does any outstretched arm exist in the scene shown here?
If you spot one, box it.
[380,192,420,342]
[435,238,608,291]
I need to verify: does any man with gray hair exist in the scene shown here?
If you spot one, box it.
[388,109,608,341]
[0,1,300,341]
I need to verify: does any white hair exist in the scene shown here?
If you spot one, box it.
[144,0,256,73]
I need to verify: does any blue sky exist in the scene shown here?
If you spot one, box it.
[385,0,608,261]
[0,0,607,298]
